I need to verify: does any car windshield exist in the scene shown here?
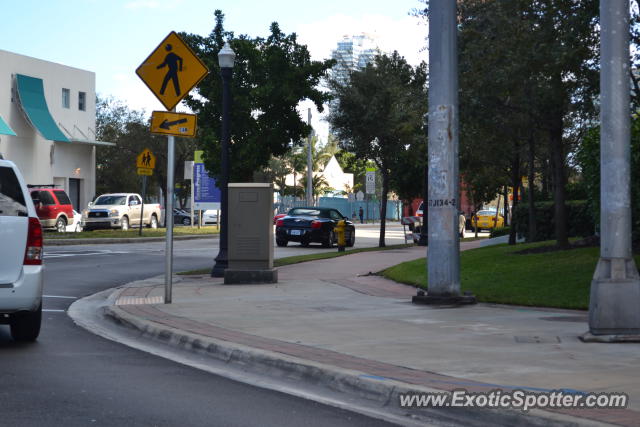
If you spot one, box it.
[288,208,323,217]
[477,210,497,216]
[95,195,126,205]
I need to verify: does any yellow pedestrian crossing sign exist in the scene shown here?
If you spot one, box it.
[137,148,156,169]
[136,31,209,111]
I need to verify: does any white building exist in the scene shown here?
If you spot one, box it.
[0,49,113,210]
[284,155,353,195]
[330,34,379,85]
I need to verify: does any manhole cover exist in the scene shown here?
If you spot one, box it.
[514,335,561,343]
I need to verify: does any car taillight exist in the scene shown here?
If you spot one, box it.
[276,219,284,227]
[417,212,423,217]
[311,220,322,229]
[24,217,43,265]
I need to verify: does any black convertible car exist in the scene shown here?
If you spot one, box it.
[275,207,356,248]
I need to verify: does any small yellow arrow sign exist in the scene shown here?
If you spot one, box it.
[150,111,197,137]
[136,148,156,169]
[136,31,209,111]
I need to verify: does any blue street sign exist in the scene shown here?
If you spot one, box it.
[193,162,221,210]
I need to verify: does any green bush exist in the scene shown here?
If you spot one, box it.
[513,200,594,242]
[489,226,510,238]
[576,119,640,249]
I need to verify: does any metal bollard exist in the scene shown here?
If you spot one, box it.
[335,220,346,252]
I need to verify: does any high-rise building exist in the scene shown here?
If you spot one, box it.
[330,34,379,86]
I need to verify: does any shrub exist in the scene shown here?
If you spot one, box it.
[489,226,510,238]
[513,200,594,242]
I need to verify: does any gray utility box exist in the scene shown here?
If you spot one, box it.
[224,183,277,284]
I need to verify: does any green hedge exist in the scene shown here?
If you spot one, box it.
[513,200,594,242]
[489,226,510,238]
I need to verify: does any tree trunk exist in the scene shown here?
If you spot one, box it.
[549,119,569,249]
[527,134,537,242]
[508,152,521,245]
[503,186,509,225]
[379,171,389,247]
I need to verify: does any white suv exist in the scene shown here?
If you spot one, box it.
[0,157,44,341]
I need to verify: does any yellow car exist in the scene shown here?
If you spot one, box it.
[472,210,504,231]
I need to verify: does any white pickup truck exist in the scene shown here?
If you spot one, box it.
[82,193,162,231]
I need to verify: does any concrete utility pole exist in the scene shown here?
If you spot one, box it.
[306,108,314,206]
[583,0,640,341]
[413,0,474,305]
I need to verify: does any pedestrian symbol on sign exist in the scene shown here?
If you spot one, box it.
[157,44,183,97]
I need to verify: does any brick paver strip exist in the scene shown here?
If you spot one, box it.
[121,302,640,426]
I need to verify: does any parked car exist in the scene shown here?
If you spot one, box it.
[0,157,44,341]
[202,210,218,225]
[275,207,355,248]
[174,208,198,226]
[82,193,162,231]
[414,201,466,238]
[28,185,75,232]
[472,209,504,231]
[66,210,83,232]
[273,213,286,225]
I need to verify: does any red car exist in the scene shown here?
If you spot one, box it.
[273,213,286,225]
[28,186,75,232]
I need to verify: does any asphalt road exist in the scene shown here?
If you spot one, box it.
[0,228,407,427]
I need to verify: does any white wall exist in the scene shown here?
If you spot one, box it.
[0,49,96,207]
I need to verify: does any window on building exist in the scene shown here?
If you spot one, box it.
[62,88,70,109]
[78,91,86,111]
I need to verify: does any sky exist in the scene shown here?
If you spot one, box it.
[1,0,428,142]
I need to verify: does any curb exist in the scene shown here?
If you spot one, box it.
[101,291,584,427]
[44,234,218,246]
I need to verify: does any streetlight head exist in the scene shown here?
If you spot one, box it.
[218,42,236,69]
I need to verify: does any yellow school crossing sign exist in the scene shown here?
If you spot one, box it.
[136,148,156,175]
[136,31,209,111]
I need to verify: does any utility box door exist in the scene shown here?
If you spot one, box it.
[228,183,274,269]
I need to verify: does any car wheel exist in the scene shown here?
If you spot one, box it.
[149,215,158,229]
[346,229,355,247]
[276,238,288,247]
[300,239,310,247]
[182,217,191,226]
[55,217,67,233]
[121,216,129,231]
[323,230,335,248]
[10,304,42,342]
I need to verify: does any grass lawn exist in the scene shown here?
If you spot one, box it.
[382,241,640,310]
[44,226,220,240]
[178,243,415,275]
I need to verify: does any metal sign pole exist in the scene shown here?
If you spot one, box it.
[139,175,146,236]
[165,131,175,304]
[306,108,313,206]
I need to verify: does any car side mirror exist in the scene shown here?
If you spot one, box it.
[88,202,94,207]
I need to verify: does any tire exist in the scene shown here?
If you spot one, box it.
[182,217,191,226]
[346,229,355,247]
[55,216,67,233]
[276,238,288,247]
[149,215,158,228]
[300,239,310,247]
[10,304,42,342]
[323,230,335,248]
[120,216,129,231]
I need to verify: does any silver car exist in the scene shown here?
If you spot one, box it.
[0,157,44,341]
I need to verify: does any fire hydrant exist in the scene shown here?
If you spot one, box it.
[335,220,346,252]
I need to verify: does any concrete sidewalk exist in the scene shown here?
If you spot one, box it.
[87,243,639,426]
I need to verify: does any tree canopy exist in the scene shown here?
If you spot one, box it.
[181,10,334,183]
[328,51,428,246]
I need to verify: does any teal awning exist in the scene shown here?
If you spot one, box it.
[15,74,69,142]
[0,115,15,136]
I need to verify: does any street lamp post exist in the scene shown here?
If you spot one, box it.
[212,42,235,277]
